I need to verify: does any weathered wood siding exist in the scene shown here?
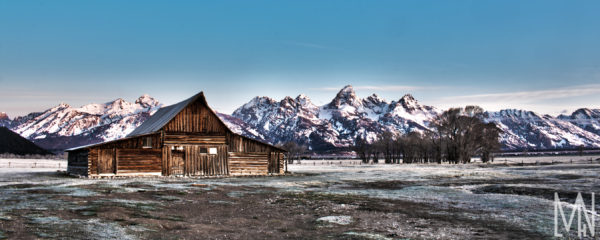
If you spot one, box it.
[88,148,98,175]
[184,145,228,176]
[164,135,226,145]
[116,149,162,174]
[228,152,269,175]
[268,151,284,174]
[227,133,285,175]
[86,134,162,176]
[228,134,272,153]
[67,149,89,176]
[92,134,161,149]
[163,100,227,134]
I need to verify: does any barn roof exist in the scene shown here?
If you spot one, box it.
[127,92,203,137]
[67,91,286,152]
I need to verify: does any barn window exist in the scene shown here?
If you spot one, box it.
[200,148,207,154]
[209,147,217,155]
[171,146,184,151]
[143,137,152,148]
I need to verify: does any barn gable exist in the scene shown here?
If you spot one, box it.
[162,96,228,134]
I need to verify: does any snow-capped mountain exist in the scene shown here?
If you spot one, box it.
[485,109,600,149]
[557,108,600,136]
[11,95,162,151]
[232,85,440,151]
[4,86,600,152]
[233,85,600,151]
[216,112,268,142]
[4,94,270,151]
[0,112,10,128]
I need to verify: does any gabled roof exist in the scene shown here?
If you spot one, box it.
[67,91,286,152]
[127,92,204,137]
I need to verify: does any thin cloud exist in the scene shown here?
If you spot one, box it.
[314,85,426,92]
[442,84,600,103]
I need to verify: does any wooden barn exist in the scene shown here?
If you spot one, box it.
[66,91,286,178]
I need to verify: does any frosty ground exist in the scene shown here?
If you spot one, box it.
[0,157,599,239]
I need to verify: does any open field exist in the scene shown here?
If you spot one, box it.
[0,157,598,239]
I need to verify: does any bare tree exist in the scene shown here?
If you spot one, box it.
[352,135,370,163]
[351,105,501,165]
[281,141,307,164]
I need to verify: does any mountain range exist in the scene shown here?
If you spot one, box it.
[2,85,599,152]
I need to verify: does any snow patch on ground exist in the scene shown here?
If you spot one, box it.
[317,215,353,225]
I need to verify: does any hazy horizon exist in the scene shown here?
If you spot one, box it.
[1,1,599,117]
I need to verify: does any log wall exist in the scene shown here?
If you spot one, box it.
[164,135,226,145]
[92,134,161,149]
[228,134,272,153]
[228,152,269,175]
[116,149,162,174]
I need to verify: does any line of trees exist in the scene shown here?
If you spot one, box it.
[278,141,308,164]
[353,106,502,164]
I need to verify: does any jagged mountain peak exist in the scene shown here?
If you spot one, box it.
[494,109,540,119]
[400,93,416,102]
[398,94,420,109]
[296,93,309,99]
[247,96,277,107]
[107,98,127,108]
[328,85,361,109]
[364,94,386,104]
[58,102,71,108]
[571,108,600,118]
[11,96,163,150]
[0,112,10,128]
[136,94,160,108]
[339,84,355,94]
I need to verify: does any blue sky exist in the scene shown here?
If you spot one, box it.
[1,0,599,117]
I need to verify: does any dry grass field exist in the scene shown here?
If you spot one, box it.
[0,156,598,239]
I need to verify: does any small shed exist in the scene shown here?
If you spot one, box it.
[66,91,286,177]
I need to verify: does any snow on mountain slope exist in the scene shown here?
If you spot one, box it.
[557,108,600,136]
[233,85,600,151]
[11,95,162,150]
[216,112,267,142]
[233,85,440,151]
[484,109,600,149]
[6,86,600,152]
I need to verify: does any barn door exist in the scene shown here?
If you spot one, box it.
[171,149,185,176]
[98,149,115,174]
